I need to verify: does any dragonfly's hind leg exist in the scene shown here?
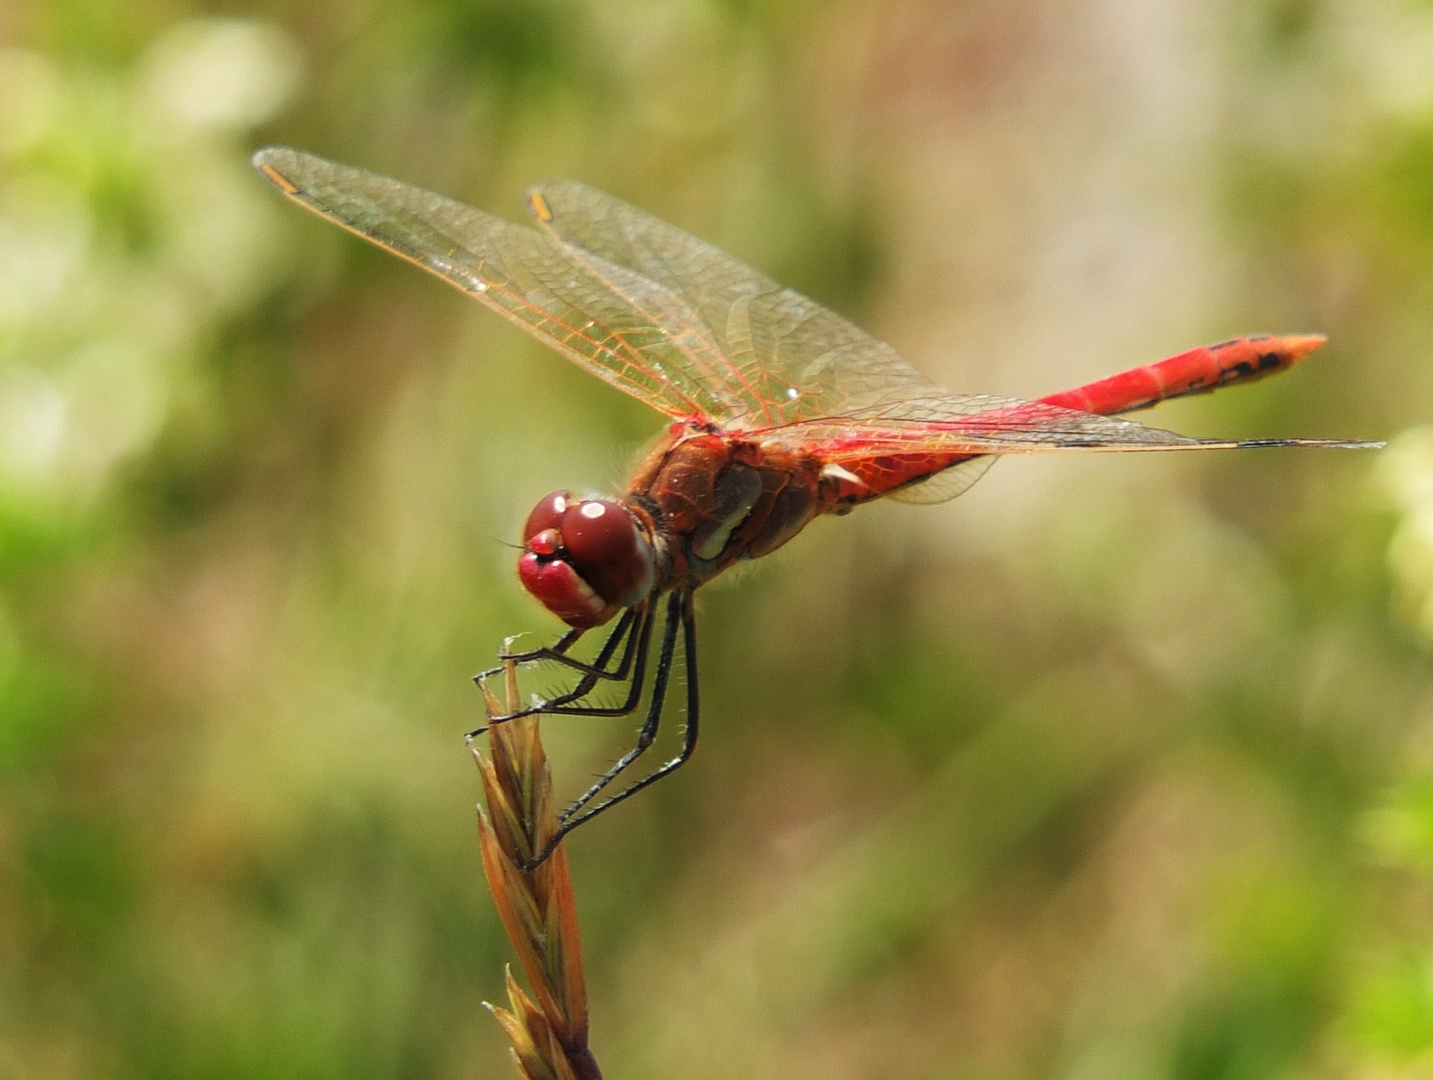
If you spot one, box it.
[518,591,699,870]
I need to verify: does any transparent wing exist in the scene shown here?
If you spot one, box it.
[757,395,1371,499]
[883,457,995,505]
[763,396,1250,456]
[765,394,1377,455]
[253,147,748,421]
[255,152,1379,476]
[527,180,945,429]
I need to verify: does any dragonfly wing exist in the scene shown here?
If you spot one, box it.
[773,391,1382,453]
[883,457,996,504]
[758,393,1370,500]
[253,147,746,420]
[766,395,1247,455]
[528,180,943,429]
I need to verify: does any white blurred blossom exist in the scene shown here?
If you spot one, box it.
[0,366,68,486]
[135,18,302,132]
[0,18,303,509]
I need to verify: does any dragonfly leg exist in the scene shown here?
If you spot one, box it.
[474,607,641,686]
[513,602,657,718]
[557,593,682,814]
[518,591,699,871]
[540,604,651,707]
[467,603,655,738]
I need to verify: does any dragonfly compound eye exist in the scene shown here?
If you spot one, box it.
[519,490,614,628]
[523,490,570,543]
[560,499,655,608]
[516,496,655,629]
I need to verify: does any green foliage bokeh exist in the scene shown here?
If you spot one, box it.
[2,2,1433,1078]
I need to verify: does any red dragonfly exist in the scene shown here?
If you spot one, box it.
[255,147,1378,866]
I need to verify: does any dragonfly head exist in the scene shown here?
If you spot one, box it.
[518,491,656,628]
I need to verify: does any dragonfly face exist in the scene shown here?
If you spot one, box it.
[519,491,657,628]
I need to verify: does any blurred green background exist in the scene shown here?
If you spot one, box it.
[2,1,1432,1077]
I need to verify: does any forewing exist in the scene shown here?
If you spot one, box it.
[253,147,744,420]
[528,180,943,429]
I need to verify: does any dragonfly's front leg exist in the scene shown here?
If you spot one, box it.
[467,604,654,737]
[475,606,641,685]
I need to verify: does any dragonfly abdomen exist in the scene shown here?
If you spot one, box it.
[1038,334,1327,416]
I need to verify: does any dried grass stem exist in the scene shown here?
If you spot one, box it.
[474,659,601,1080]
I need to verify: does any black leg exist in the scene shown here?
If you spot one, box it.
[517,590,700,871]
[466,605,653,737]
[557,592,683,816]
[519,602,657,718]
[539,603,652,710]
[475,607,640,685]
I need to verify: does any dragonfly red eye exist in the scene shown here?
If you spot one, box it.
[523,491,570,542]
[517,495,654,628]
[560,499,654,608]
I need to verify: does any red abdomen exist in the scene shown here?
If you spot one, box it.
[1038,334,1326,415]
[818,333,1331,503]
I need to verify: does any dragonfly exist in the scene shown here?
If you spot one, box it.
[254,146,1380,867]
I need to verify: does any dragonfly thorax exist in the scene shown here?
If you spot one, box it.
[518,491,657,628]
[624,423,829,587]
